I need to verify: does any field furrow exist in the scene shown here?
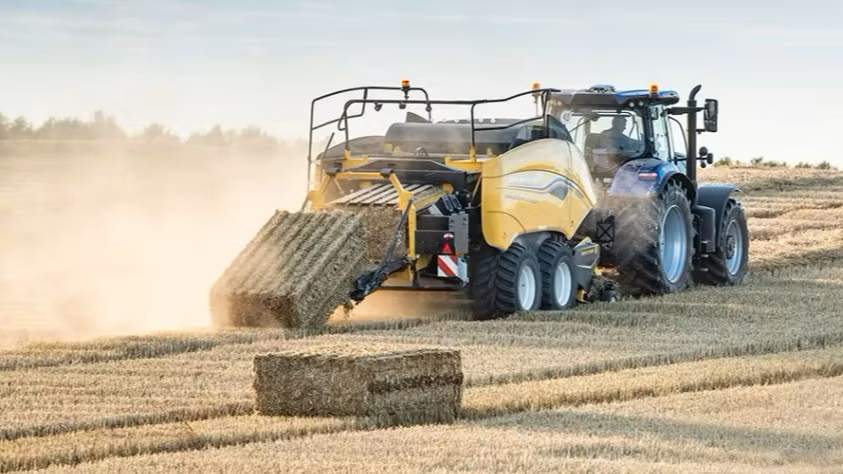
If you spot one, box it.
[0,415,354,473]
[4,347,841,474]
[28,379,843,474]
[463,346,843,417]
[0,318,434,371]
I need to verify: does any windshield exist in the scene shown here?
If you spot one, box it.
[558,109,647,159]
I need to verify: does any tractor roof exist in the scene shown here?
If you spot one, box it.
[551,84,680,109]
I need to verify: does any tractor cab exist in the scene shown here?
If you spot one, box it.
[547,84,686,180]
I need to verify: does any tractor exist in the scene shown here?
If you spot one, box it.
[546,83,749,296]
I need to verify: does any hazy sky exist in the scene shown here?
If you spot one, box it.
[1,0,842,164]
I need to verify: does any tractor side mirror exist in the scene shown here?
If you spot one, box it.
[698,146,714,168]
[703,99,718,133]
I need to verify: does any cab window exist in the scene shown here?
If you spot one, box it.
[651,106,670,161]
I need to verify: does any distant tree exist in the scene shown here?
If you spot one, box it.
[139,123,180,145]
[795,162,812,169]
[714,156,732,167]
[36,117,94,140]
[187,124,227,148]
[90,110,126,139]
[0,112,295,152]
[762,160,786,168]
[233,125,279,153]
[750,156,764,167]
[817,161,835,170]
[0,113,8,139]
[9,117,33,139]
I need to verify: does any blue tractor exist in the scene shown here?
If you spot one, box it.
[549,84,749,296]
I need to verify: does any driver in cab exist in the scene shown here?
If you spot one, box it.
[602,115,642,154]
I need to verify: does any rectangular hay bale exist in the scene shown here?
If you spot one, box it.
[209,209,371,329]
[253,346,462,425]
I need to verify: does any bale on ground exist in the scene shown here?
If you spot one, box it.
[209,209,370,329]
[253,345,463,426]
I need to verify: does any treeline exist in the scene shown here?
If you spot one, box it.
[0,111,304,154]
[714,156,837,171]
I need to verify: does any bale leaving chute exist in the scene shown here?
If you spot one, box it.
[209,209,370,329]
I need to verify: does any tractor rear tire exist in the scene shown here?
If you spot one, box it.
[537,240,577,310]
[693,199,749,286]
[469,242,542,320]
[613,181,695,296]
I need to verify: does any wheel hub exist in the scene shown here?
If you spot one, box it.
[725,235,736,259]
[724,219,744,276]
[659,204,688,284]
[553,261,572,307]
[517,266,537,310]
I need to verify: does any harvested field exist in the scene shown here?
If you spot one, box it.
[0,415,354,473]
[349,262,843,385]
[463,346,843,417]
[0,329,290,371]
[254,344,462,425]
[588,375,843,436]
[30,374,843,474]
[5,260,843,442]
[700,168,843,271]
[2,166,843,473]
[4,347,842,473]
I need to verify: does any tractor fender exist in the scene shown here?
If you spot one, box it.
[696,184,742,243]
[607,158,696,201]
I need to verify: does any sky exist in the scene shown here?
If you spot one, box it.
[1,0,842,164]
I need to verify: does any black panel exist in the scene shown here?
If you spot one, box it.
[318,135,385,160]
[415,230,447,254]
[692,205,716,253]
[696,185,740,243]
[573,246,599,291]
[384,122,523,156]
[417,214,450,231]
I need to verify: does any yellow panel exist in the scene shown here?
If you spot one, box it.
[481,139,595,250]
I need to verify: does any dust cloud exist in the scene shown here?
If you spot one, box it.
[0,146,307,348]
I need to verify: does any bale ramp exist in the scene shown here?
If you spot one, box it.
[209,209,370,329]
[253,345,463,426]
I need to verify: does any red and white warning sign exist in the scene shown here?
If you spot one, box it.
[437,255,468,281]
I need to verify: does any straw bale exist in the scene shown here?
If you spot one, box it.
[337,205,405,261]
[253,346,462,426]
[332,185,444,261]
[209,209,370,328]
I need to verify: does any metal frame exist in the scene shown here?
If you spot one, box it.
[307,84,562,165]
[307,85,433,187]
[337,88,561,160]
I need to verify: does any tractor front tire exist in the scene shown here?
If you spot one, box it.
[613,181,695,296]
[693,199,749,286]
[469,242,542,320]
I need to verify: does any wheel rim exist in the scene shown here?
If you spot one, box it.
[659,204,688,284]
[553,261,572,307]
[517,266,537,310]
[725,219,744,276]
